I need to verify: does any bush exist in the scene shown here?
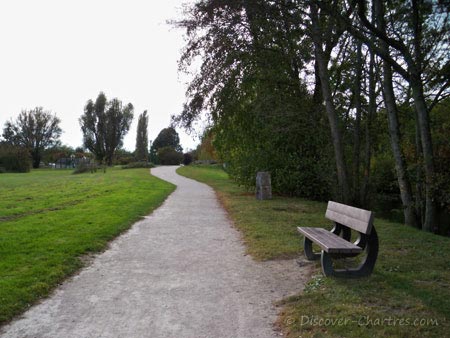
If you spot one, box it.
[183,153,193,165]
[115,155,135,165]
[122,162,154,169]
[157,147,183,165]
[72,161,98,174]
[113,148,136,165]
[0,144,31,173]
[371,154,399,195]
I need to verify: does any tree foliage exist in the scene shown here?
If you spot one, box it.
[135,110,149,162]
[174,0,450,233]
[157,146,183,165]
[317,0,450,231]
[0,143,31,173]
[150,127,183,165]
[183,152,193,166]
[173,0,333,199]
[151,127,182,153]
[196,129,218,162]
[2,107,62,168]
[79,92,134,166]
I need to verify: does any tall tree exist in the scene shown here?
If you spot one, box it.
[317,0,450,231]
[374,0,418,228]
[79,92,134,166]
[175,0,449,232]
[357,0,440,231]
[173,0,333,199]
[135,110,149,162]
[360,36,377,206]
[309,1,350,203]
[352,40,363,203]
[2,107,62,168]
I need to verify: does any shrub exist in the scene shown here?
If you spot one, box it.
[72,161,98,174]
[371,154,399,195]
[183,153,193,165]
[0,144,31,173]
[157,147,183,165]
[122,162,154,169]
[115,155,135,165]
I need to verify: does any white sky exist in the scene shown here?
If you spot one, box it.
[0,0,199,152]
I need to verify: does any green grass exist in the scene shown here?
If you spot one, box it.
[0,168,175,324]
[178,165,450,338]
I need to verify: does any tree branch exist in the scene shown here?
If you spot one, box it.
[313,0,410,81]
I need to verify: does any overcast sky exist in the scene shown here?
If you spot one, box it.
[0,0,199,152]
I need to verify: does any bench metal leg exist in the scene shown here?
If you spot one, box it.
[321,251,367,277]
[304,237,321,260]
[321,251,334,276]
[320,227,379,278]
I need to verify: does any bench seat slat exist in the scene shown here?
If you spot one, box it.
[297,227,363,254]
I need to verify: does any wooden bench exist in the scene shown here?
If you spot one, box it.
[297,201,379,277]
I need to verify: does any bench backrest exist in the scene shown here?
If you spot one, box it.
[325,201,374,235]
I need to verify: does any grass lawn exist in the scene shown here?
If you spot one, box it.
[178,165,450,338]
[0,167,175,324]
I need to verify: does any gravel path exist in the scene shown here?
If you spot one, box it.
[0,166,310,338]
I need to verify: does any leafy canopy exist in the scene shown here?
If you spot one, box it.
[79,92,134,166]
[2,107,61,168]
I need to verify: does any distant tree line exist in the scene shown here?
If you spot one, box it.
[1,91,188,172]
[173,1,450,234]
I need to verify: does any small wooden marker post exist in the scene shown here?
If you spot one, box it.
[256,172,272,200]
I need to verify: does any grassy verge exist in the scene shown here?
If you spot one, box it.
[0,168,175,324]
[177,165,450,337]
[178,164,323,260]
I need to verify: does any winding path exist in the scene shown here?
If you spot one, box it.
[0,166,309,338]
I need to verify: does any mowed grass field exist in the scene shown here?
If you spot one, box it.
[178,165,450,338]
[0,168,175,324]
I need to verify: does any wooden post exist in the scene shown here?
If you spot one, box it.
[256,172,272,200]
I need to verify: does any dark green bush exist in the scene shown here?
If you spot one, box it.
[0,144,31,173]
[157,147,183,165]
[371,154,399,195]
[115,155,135,165]
[72,162,98,174]
[183,153,193,165]
[121,162,154,169]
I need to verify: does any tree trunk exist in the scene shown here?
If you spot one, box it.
[310,2,350,203]
[32,152,41,169]
[382,71,417,228]
[410,75,436,232]
[410,0,436,232]
[414,108,425,227]
[375,0,418,228]
[313,60,323,104]
[106,151,114,166]
[353,40,363,204]
[360,46,376,207]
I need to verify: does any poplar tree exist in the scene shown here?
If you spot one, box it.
[135,110,149,162]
